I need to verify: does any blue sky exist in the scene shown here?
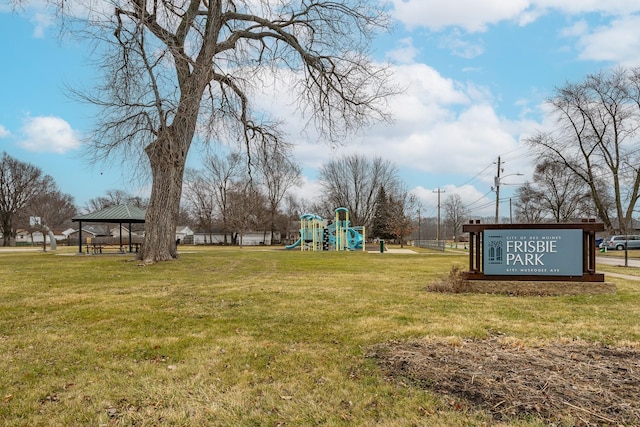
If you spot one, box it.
[2,1,640,218]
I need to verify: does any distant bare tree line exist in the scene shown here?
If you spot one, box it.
[0,152,76,246]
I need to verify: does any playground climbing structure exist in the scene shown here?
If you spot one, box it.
[286,207,365,251]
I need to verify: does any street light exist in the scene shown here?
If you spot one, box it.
[493,156,523,223]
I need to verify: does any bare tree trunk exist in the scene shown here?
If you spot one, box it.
[139,134,187,262]
[1,214,13,246]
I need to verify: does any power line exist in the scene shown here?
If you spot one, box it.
[457,162,494,187]
[466,189,494,209]
[467,200,497,213]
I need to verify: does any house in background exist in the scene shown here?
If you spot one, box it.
[65,228,100,245]
[176,226,194,244]
[192,230,280,246]
[15,229,66,245]
[110,226,143,239]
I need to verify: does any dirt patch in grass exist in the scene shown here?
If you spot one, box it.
[426,266,616,296]
[369,338,640,426]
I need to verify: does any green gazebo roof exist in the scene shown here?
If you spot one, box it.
[72,204,146,223]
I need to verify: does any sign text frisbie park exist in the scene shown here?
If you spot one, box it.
[483,229,582,276]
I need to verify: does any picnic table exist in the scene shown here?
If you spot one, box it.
[85,242,141,254]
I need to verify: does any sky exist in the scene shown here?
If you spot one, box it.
[2,1,640,219]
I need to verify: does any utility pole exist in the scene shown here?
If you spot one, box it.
[494,156,501,224]
[494,156,522,224]
[417,206,421,242]
[433,188,445,240]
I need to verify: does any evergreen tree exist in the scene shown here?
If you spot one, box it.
[371,187,392,239]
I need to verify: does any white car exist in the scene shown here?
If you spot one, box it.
[600,235,640,251]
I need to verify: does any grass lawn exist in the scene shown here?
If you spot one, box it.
[0,246,638,426]
[597,248,640,258]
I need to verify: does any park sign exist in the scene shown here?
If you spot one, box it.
[483,229,582,276]
[463,221,604,282]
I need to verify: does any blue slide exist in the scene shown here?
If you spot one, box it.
[346,227,364,250]
[285,237,302,250]
[327,223,363,250]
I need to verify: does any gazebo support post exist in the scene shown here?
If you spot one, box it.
[78,221,83,254]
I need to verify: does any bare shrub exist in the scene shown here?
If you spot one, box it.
[426,265,471,293]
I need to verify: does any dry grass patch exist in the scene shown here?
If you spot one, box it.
[369,337,640,426]
[427,266,617,295]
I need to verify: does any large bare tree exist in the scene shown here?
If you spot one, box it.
[183,152,246,243]
[17,0,394,262]
[318,154,401,228]
[255,142,301,243]
[527,67,640,232]
[512,182,546,224]
[183,167,217,239]
[0,152,51,246]
[84,189,147,213]
[520,160,591,223]
[443,193,468,239]
[226,180,268,246]
[18,185,77,250]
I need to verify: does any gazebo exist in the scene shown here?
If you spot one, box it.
[72,204,146,254]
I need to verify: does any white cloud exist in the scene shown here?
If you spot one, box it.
[390,0,640,33]
[533,0,640,15]
[379,103,517,175]
[387,37,420,64]
[357,64,517,176]
[574,15,640,66]
[560,20,589,38]
[30,12,53,38]
[391,0,531,32]
[0,125,10,138]
[394,63,471,106]
[517,9,544,27]
[287,175,325,210]
[287,62,521,184]
[19,116,81,153]
[5,0,115,38]
[437,32,484,59]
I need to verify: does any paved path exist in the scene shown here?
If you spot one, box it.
[604,272,640,281]
[596,256,640,281]
[597,255,640,268]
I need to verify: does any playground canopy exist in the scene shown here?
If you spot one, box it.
[72,204,146,253]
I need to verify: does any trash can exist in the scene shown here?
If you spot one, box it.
[379,240,384,253]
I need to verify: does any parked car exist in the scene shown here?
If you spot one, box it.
[600,235,640,251]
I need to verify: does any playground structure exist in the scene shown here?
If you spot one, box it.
[286,207,365,251]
